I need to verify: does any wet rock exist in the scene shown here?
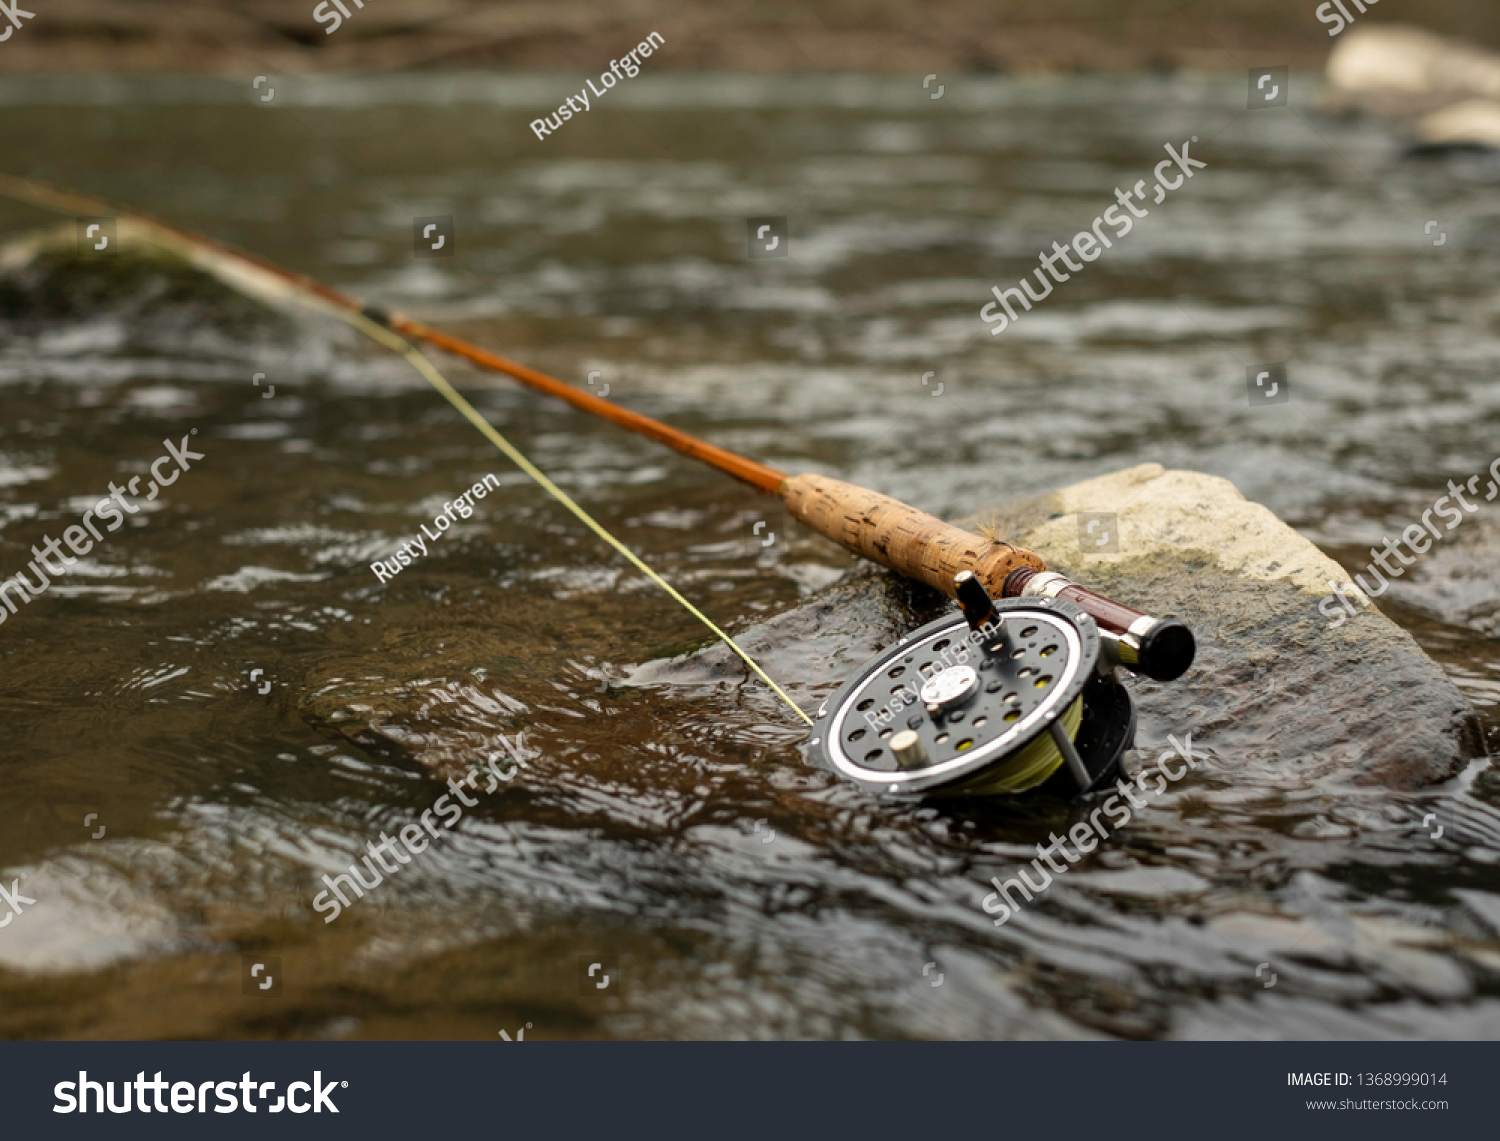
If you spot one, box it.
[668,463,1483,790]
[981,463,1481,787]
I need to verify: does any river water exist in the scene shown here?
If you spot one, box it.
[2,73,1499,1039]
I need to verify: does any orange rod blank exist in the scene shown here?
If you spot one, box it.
[389,316,788,495]
[0,173,1040,593]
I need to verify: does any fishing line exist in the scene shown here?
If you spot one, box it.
[331,306,813,726]
[956,697,1083,796]
[0,174,810,723]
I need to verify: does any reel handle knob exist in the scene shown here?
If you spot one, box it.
[954,569,1009,652]
[953,570,995,630]
[890,730,929,769]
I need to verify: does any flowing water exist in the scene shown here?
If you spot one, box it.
[2,73,1500,1039]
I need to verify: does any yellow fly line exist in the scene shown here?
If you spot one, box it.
[333,305,813,726]
[0,172,808,723]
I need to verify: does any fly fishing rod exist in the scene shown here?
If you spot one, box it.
[0,173,1194,800]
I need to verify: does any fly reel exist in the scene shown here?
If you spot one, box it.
[809,573,1158,799]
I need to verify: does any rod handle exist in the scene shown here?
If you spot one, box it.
[780,474,1045,599]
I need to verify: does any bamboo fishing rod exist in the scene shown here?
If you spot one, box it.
[0,173,1193,684]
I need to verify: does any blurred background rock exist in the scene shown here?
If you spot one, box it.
[3,0,1497,76]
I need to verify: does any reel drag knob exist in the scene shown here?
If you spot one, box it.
[920,664,979,713]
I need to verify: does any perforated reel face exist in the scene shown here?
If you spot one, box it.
[810,597,1103,796]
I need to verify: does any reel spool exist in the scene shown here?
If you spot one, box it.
[809,594,1136,800]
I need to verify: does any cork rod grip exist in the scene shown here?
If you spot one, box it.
[780,473,1045,598]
